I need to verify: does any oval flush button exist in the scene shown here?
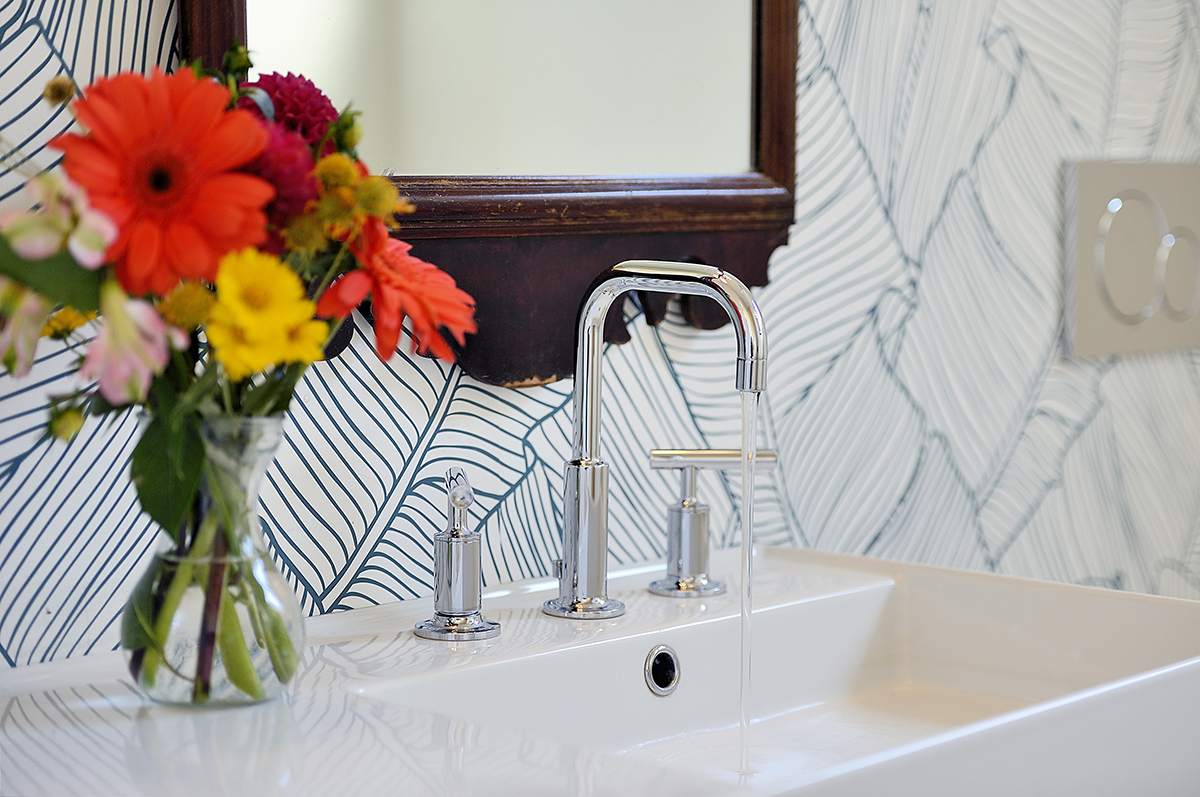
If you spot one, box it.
[645,644,680,696]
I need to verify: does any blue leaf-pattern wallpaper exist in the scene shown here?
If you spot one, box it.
[4,0,1200,667]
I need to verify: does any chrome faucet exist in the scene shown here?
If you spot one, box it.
[543,260,768,620]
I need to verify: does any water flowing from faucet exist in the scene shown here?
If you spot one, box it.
[739,391,760,778]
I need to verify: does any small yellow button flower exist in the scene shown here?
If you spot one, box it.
[314,153,359,191]
[41,306,95,339]
[49,405,86,442]
[283,213,327,255]
[315,187,358,229]
[42,76,76,106]
[354,176,400,218]
[157,281,214,330]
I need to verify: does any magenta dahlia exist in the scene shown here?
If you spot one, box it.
[239,72,339,155]
[240,121,319,253]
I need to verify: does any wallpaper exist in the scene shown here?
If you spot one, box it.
[3,0,1200,667]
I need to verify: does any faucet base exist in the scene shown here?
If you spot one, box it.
[542,596,626,620]
[648,576,726,598]
[414,613,501,641]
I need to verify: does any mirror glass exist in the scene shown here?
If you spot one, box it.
[246,0,753,175]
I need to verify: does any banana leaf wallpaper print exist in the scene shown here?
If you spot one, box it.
[4,0,1200,667]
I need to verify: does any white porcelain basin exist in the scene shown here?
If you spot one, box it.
[5,547,1200,796]
[345,547,1200,795]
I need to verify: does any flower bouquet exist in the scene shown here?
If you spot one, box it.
[0,50,476,703]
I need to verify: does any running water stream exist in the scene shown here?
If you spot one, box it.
[738,391,760,778]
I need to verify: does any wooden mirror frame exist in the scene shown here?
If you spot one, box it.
[180,0,797,386]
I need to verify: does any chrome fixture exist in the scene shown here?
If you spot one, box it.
[647,448,777,598]
[644,644,681,696]
[415,468,501,641]
[543,260,768,620]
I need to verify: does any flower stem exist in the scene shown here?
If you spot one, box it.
[193,452,270,700]
[176,359,221,416]
[220,375,234,414]
[0,134,42,178]
[192,532,227,702]
[138,509,219,688]
[238,563,300,682]
[137,557,192,688]
[310,243,351,304]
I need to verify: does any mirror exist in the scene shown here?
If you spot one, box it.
[246,0,754,177]
[178,0,797,386]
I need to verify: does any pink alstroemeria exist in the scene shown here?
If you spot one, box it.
[0,172,117,268]
[80,281,187,405]
[0,277,53,377]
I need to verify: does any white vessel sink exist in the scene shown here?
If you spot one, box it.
[346,547,1200,795]
[4,547,1200,796]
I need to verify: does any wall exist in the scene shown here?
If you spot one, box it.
[3,0,1200,667]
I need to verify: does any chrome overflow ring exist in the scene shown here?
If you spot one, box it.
[645,644,680,697]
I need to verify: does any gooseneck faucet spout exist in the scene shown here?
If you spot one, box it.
[543,260,768,620]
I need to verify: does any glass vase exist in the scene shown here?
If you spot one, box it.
[122,415,304,705]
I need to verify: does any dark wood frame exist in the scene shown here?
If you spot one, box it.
[180,0,797,386]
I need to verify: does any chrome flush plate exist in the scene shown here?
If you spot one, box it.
[1066,161,1200,358]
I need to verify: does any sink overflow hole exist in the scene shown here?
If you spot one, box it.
[645,644,680,696]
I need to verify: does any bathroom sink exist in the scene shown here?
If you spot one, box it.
[6,547,1200,796]
[343,547,1200,795]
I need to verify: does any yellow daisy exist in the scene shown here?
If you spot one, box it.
[206,247,327,380]
[213,248,312,334]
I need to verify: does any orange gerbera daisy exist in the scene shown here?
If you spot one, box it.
[316,217,476,361]
[51,68,274,296]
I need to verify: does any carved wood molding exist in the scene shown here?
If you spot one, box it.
[391,174,792,238]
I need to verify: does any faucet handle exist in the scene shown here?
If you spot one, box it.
[415,467,500,642]
[445,467,474,534]
[647,449,776,599]
[648,449,778,472]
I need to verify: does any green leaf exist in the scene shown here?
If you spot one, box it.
[290,251,337,281]
[131,413,204,539]
[120,555,165,651]
[0,235,101,312]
